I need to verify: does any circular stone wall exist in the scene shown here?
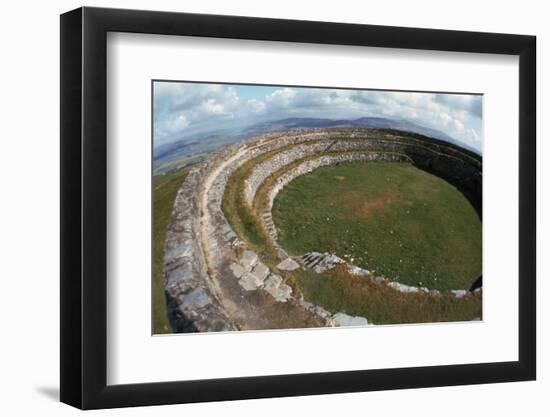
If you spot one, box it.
[164,127,482,331]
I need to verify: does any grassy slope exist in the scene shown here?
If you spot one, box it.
[296,266,481,324]
[273,161,482,291]
[222,146,294,266]
[152,168,189,334]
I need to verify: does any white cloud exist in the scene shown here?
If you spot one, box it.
[247,99,266,113]
[265,87,298,109]
[154,82,482,150]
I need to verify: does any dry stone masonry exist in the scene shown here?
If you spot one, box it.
[164,128,482,332]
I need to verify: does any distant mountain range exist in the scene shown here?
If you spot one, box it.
[240,117,459,142]
[154,117,478,167]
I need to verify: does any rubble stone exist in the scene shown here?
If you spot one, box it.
[240,250,259,271]
[276,258,300,271]
[251,262,270,283]
[332,312,369,327]
[229,262,246,278]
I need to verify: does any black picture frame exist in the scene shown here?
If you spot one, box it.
[60,6,536,410]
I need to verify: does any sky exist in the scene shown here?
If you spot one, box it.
[153,81,483,151]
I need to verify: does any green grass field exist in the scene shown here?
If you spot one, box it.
[152,167,189,334]
[273,161,482,291]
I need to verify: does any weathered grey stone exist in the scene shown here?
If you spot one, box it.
[298,298,315,310]
[313,253,346,273]
[451,289,468,298]
[277,258,300,271]
[264,284,289,302]
[387,281,420,293]
[165,262,193,285]
[239,273,263,291]
[231,238,245,248]
[278,283,293,300]
[166,279,194,299]
[251,262,270,283]
[348,265,371,276]
[264,274,292,302]
[178,288,212,312]
[297,298,331,320]
[224,229,237,242]
[313,305,332,319]
[374,276,386,284]
[264,273,283,288]
[332,312,369,327]
[276,248,289,261]
[240,250,259,271]
[229,262,246,279]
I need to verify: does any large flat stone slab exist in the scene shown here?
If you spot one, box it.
[178,287,212,312]
[267,284,292,302]
[264,273,283,288]
[264,274,292,302]
[451,289,468,298]
[347,265,371,276]
[229,262,246,278]
[387,281,420,293]
[240,250,259,271]
[332,312,369,327]
[251,262,270,282]
[277,258,300,271]
[238,273,261,291]
[276,248,289,261]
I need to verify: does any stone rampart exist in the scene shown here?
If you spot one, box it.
[163,128,482,332]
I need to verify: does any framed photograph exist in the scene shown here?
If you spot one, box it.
[60,6,536,409]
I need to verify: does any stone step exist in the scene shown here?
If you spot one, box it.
[265,273,282,288]
[300,252,345,273]
[264,218,278,236]
[302,253,315,262]
[324,139,338,152]
[276,258,300,271]
[303,253,319,262]
[309,257,323,268]
[264,273,292,302]
[304,256,322,267]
